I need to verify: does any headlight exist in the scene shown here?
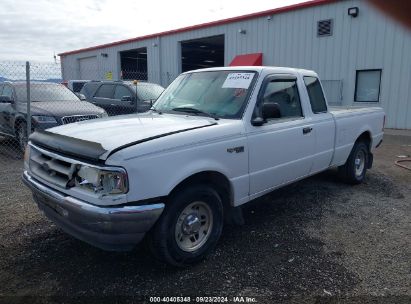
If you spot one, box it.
[76,166,128,195]
[32,116,57,123]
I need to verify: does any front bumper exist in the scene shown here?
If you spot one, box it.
[22,171,164,251]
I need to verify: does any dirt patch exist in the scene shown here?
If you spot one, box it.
[0,134,410,303]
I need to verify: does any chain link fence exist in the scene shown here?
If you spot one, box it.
[0,60,345,170]
[0,61,174,170]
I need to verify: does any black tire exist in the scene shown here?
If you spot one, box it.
[338,141,369,184]
[16,121,28,153]
[148,184,224,267]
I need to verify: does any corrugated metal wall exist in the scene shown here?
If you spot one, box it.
[61,0,411,129]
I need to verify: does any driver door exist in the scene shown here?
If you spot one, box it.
[246,74,315,198]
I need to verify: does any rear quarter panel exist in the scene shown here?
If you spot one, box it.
[330,107,384,166]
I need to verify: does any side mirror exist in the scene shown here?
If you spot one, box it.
[121,96,132,102]
[0,96,13,104]
[251,102,281,126]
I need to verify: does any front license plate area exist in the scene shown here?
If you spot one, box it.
[34,193,69,217]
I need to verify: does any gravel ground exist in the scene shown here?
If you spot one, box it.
[0,134,410,303]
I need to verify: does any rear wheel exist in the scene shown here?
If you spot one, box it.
[338,141,369,184]
[148,184,224,267]
[16,121,28,153]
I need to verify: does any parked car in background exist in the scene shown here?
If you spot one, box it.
[0,81,107,151]
[62,80,90,100]
[80,80,164,116]
[64,80,90,93]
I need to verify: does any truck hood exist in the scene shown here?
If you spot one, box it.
[29,113,219,162]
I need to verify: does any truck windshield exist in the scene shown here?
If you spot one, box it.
[15,83,80,102]
[153,70,258,119]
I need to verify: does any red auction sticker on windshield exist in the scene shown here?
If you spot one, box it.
[222,73,254,89]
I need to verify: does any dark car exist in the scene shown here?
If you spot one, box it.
[80,81,164,116]
[0,82,107,151]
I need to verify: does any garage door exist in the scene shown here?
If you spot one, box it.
[79,56,98,80]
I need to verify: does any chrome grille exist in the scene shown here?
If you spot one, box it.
[29,145,77,188]
[61,114,99,125]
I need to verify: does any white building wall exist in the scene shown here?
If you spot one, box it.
[60,0,411,129]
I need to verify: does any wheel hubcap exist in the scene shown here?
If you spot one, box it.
[175,201,213,252]
[355,150,365,177]
[182,214,201,235]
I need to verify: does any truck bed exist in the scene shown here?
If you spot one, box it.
[329,106,384,168]
[329,106,383,118]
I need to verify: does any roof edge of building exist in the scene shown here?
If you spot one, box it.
[58,0,338,57]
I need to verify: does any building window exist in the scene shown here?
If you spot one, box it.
[317,19,333,37]
[354,69,382,102]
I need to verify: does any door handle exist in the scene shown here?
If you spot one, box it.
[303,127,313,134]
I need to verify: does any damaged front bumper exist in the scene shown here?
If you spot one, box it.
[22,171,164,251]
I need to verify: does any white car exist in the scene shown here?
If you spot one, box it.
[23,66,385,266]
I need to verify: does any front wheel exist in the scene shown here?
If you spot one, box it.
[338,141,369,184]
[148,184,224,267]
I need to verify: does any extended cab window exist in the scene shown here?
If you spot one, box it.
[95,84,114,98]
[261,78,303,119]
[304,76,327,113]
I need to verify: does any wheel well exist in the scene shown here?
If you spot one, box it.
[356,131,372,150]
[169,171,233,209]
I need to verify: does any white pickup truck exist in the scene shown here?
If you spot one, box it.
[23,66,385,266]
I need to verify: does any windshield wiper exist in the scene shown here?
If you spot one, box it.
[171,107,219,120]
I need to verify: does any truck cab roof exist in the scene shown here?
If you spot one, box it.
[185,66,318,77]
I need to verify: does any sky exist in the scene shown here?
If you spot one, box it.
[0,0,306,63]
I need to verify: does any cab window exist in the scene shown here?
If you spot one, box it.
[260,78,303,120]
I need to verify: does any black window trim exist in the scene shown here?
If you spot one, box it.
[354,69,382,103]
[252,73,305,123]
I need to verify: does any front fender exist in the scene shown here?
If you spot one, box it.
[116,138,250,206]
